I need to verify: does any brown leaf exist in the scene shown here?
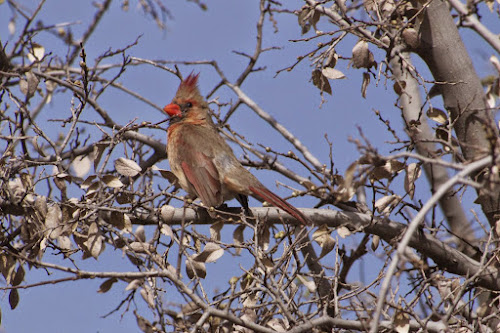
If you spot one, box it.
[140,286,155,309]
[371,235,380,251]
[393,310,410,333]
[426,107,448,124]
[337,226,351,238]
[45,204,63,239]
[325,49,338,68]
[27,43,45,63]
[185,257,206,279]
[352,40,376,69]
[101,175,124,188]
[233,225,245,256]
[312,224,336,259]
[297,275,317,293]
[57,235,72,251]
[321,67,346,80]
[83,222,105,259]
[311,69,332,95]
[375,195,401,215]
[12,265,25,287]
[98,277,118,293]
[393,80,406,96]
[371,160,405,180]
[194,242,224,263]
[402,28,419,49]
[361,72,370,98]
[258,227,270,251]
[404,163,421,200]
[115,158,142,177]
[210,221,224,241]
[152,165,178,184]
[134,225,146,242]
[0,254,16,285]
[93,143,107,171]
[125,279,142,291]
[9,289,19,310]
[298,6,312,34]
[129,242,155,254]
[71,156,91,178]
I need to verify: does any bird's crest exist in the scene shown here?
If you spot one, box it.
[175,73,202,101]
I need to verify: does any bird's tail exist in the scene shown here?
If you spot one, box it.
[249,186,310,226]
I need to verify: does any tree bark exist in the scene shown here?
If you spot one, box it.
[391,53,479,258]
[416,0,500,225]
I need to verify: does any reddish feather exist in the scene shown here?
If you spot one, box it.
[166,73,310,227]
[178,73,199,94]
[249,186,309,226]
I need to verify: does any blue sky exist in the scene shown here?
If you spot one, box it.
[1,1,498,332]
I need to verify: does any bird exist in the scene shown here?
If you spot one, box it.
[163,73,310,226]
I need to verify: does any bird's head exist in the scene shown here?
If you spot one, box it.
[163,73,209,123]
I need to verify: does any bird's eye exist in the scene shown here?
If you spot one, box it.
[185,102,193,108]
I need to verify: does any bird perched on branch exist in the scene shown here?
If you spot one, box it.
[163,73,309,226]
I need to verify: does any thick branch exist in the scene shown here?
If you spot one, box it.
[390,53,477,258]
[129,204,500,290]
[416,0,500,224]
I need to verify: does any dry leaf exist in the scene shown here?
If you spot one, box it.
[102,175,124,188]
[57,235,72,251]
[312,224,336,258]
[140,286,155,309]
[93,143,107,171]
[298,6,312,34]
[71,156,91,178]
[404,163,421,200]
[371,160,405,180]
[115,158,142,177]
[361,72,370,98]
[9,289,19,310]
[393,80,406,96]
[311,69,332,95]
[375,195,401,215]
[98,277,118,293]
[160,224,173,238]
[393,310,410,333]
[12,265,25,287]
[27,43,45,63]
[337,226,351,238]
[135,225,146,242]
[233,225,245,256]
[45,204,63,239]
[321,67,346,80]
[352,40,376,69]
[267,318,287,332]
[325,49,338,68]
[129,242,154,253]
[210,221,224,241]
[297,274,317,293]
[186,257,206,279]
[84,222,105,259]
[152,165,178,184]
[258,227,270,251]
[125,279,142,291]
[0,254,16,284]
[402,28,419,49]
[194,242,224,263]
[426,107,448,124]
[371,235,380,251]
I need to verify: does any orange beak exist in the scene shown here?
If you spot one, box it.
[163,103,181,117]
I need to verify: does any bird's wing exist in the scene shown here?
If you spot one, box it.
[181,150,222,209]
[174,125,224,209]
